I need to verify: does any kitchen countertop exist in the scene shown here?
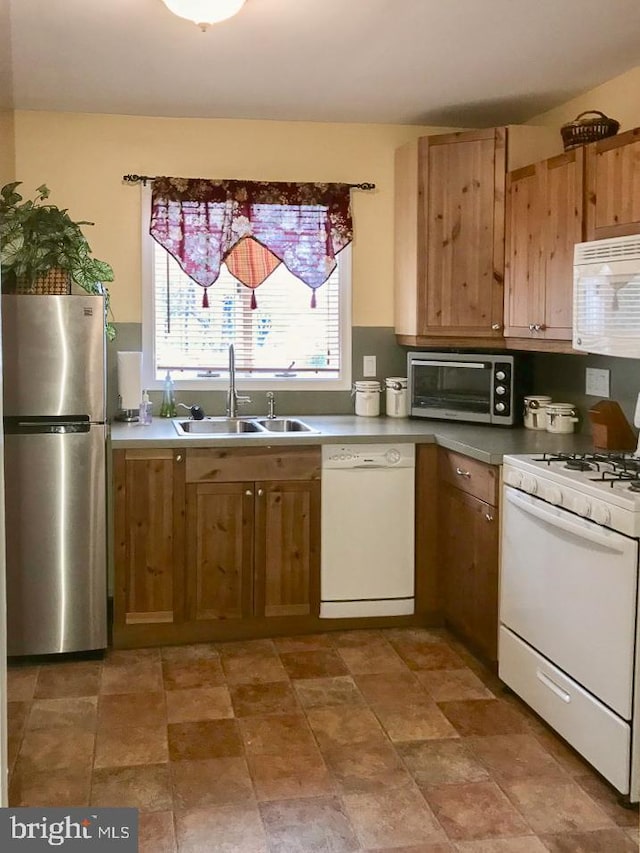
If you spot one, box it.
[110,415,595,465]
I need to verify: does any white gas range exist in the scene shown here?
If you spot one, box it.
[500,451,640,804]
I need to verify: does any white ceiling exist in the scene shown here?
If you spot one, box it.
[4,0,640,125]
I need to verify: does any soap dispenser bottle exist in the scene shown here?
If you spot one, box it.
[160,371,177,418]
[138,390,153,425]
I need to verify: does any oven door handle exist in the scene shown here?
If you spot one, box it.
[412,360,487,369]
[505,487,627,553]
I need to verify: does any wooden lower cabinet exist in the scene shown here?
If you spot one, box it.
[113,446,321,646]
[437,449,499,663]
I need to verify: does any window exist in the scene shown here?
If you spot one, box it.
[142,199,351,392]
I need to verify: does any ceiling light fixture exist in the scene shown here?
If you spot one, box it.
[160,0,246,31]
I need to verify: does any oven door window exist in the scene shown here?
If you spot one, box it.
[412,360,491,415]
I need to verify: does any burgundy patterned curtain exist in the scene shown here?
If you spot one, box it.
[149,177,353,308]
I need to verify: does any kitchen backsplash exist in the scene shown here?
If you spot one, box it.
[108,327,640,438]
[106,325,407,420]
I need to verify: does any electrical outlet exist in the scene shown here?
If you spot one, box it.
[363,355,377,377]
[585,367,610,398]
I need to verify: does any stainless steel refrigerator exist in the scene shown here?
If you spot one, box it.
[2,294,107,656]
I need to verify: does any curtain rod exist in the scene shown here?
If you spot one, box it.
[122,174,375,190]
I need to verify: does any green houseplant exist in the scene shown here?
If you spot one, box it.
[0,182,116,340]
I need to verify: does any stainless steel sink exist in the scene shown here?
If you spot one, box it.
[173,418,266,436]
[254,418,316,432]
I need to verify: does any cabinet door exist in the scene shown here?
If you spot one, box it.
[113,449,185,627]
[505,150,583,343]
[185,482,254,621]
[585,128,640,240]
[254,480,320,618]
[421,128,506,338]
[439,483,499,663]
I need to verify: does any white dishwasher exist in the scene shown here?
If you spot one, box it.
[320,443,415,618]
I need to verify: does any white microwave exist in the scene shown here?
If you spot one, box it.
[574,235,640,358]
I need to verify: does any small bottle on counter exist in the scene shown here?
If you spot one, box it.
[160,371,177,418]
[138,390,153,425]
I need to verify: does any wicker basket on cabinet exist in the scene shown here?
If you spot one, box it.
[560,110,620,151]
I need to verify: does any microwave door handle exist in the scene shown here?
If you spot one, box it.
[505,487,626,553]
[413,360,488,369]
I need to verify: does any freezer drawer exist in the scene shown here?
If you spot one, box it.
[4,425,107,655]
[499,626,631,795]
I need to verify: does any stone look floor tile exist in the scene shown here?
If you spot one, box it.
[247,750,335,801]
[8,701,29,738]
[34,661,101,699]
[575,773,640,828]
[273,634,335,653]
[167,719,243,761]
[17,728,96,774]
[240,712,319,756]
[343,786,448,848]
[322,740,413,794]
[454,839,549,852]
[416,669,495,701]
[100,659,163,695]
[354,671,430,705]
[217,638,277,656]
[94,724,168,769]
[170,756,255,809]
[374,701,460,742]
[175,803,267,853]
[337,642,408,674]
[161,657,225,690]
[501,778,614,834]
[97,692,166,727]
[259,796,359,853]
[138,811,177,853]
[539,828,640,852]
[363,844,456,853]
[229,681,299,717]
[90,763,172,811]
[466,734,568,782]
[306,705,387,750]
[292,675,365,709]
[423,781,531,841]
[221,652,290,684]
[437,700,531,737]
[397,739,489,786]
[27,697,97,732]
[279,649,349,679]
[160,643,218,662]
[329,629,384,648]
[391,639,467,671]
[10,765,92,807]
[7,667,40,701]
[165,686,233,723]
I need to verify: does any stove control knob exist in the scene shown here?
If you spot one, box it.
[543,485,562,506]
[591,504,611,526]
[505,470,522,488]
[495,370,507,381]
[495,385,507,396]
[495,402,506,413]
[521,475,538,495]
[574,497,592,518]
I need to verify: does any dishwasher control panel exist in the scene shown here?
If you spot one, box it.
[322,443,415,469]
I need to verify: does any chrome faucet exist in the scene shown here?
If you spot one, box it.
[266,391,276,419]
[226,344,251,417]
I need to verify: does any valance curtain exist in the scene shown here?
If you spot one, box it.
[149,177,353,308]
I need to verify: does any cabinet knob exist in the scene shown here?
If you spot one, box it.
[491,323,502,331]
[455,467,471,478]
[533,323,546,332]
[485,513,494,522]
[245,489,253,496]
[257,488,264,497]
[528,323,535,332]
[175,454,183,463]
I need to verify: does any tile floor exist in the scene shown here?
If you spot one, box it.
[6,627,640,852]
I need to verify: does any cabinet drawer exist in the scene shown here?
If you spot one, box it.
[186,446,321,483]
[499,626,630,794]
[439,449,498,504]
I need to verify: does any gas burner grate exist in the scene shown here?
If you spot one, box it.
[564,459,595,471]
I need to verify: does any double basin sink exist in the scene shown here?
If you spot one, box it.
[173,417,317,437]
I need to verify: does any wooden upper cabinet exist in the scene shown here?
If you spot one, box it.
[504,149,584,347]
[585,127,640,240]
[113,449,185,628]
[395,125,562,347]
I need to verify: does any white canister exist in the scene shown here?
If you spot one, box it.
[546,403,579,434]
[354,380,381,417]
[523,395,552,430]
[385,377,408,418]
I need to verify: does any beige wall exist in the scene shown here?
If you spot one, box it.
[530,65,640,131]
[13,111,458,326]
[0,110,14,187]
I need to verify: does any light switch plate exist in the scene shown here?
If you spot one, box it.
[363,355,377,377]
[585,367,610,398]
